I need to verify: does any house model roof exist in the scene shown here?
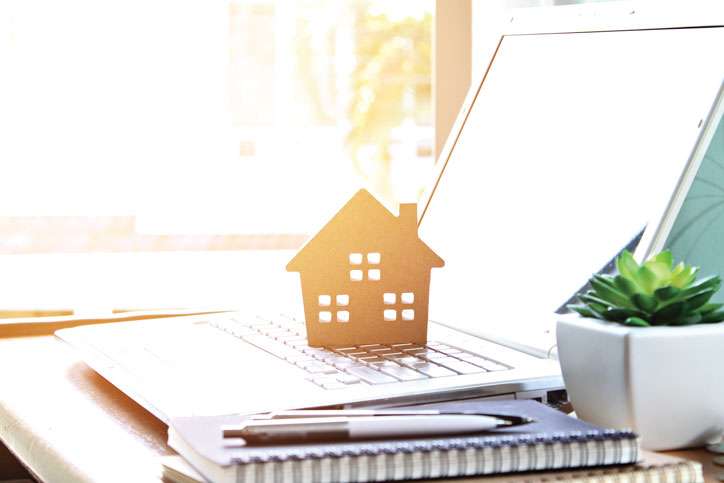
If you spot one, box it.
[286,189,443,272]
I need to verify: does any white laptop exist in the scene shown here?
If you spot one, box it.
[57,5,724,422]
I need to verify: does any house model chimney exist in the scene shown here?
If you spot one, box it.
[399,203,417,233]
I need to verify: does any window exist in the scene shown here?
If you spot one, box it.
[349,252,382,281]
[367,253,381,264]
[319,293,350,323]
[382,291,415,321]
[0,1,432,312]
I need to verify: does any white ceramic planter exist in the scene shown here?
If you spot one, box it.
[557,314,724,450]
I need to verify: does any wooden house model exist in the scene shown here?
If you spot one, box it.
[286,189,444,347]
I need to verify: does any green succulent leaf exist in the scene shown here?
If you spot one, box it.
[701,310,724,324]
[652,250,673,268]
[579,293,613,310]
[623,316,650,327]
[683,288,717,311]
[604,308,645,322]
[643,260,672,286]
[574,250,723,327]
[676,313,703,325]
[635,266,658,294]
[615,250,640,281]
[680,275,721,298]
[698,303,724,315]
[568,304,596,318]
[590,277,634,308]
[592,273,617,287]
[601,310,625,322]
[631,293,657,313]
[587,305,606,320]
[672,261,685,274]
[654,286,680,301]
[652,301,687,324]
[613,275,639,296]
[671,265,699,288]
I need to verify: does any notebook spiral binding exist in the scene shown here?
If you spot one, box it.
[233,429,636,463]
[232,429,639,483]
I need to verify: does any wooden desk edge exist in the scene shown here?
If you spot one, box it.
[0,309,232,338]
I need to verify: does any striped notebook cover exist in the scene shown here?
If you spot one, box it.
[168,400,641,483]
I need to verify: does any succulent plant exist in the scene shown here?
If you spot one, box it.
[569,250,724,327]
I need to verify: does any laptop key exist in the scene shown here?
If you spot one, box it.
[285,338,309,347]
[229,326,257,338]
[356,355,386,363]
[322,356,361,369]
[395,357,425,366]
[401,347,425,353]
[434,357,485,374]
[242,335,304,360]
[418,351,447,360]
[344,366,398,384]
[276,333,303,340]
[369,347,397,354]
[405,348,445,360]
[338,351,368,358]
[249,318,274,326]
[377,365,428,381]
[336,374,361,384]
[409,362,456,378]
[301,362,338,374]
[459,356,509,371]
[302,347,332,359]
[484,361,510,371]
[308,376,347,390]
[333,346,360,353]
[379,352,405,359]
[263,329,296,339]
[293,357,316,367]
[433,345,463,355]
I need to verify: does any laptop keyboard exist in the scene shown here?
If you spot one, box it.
[209,315,511,390]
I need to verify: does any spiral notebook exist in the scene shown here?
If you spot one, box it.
[161,451,702,483]
[168,400,643,483]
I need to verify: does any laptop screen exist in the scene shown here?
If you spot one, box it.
[419,27,724,344]
[662,88,724,300]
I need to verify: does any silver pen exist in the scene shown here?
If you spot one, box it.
[253,409,534,426]
[223,414,521,444]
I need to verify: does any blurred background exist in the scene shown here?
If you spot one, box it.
[0,0,434,253]
[0,0,609,312]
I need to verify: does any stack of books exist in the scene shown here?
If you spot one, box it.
[164,399,702,483]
